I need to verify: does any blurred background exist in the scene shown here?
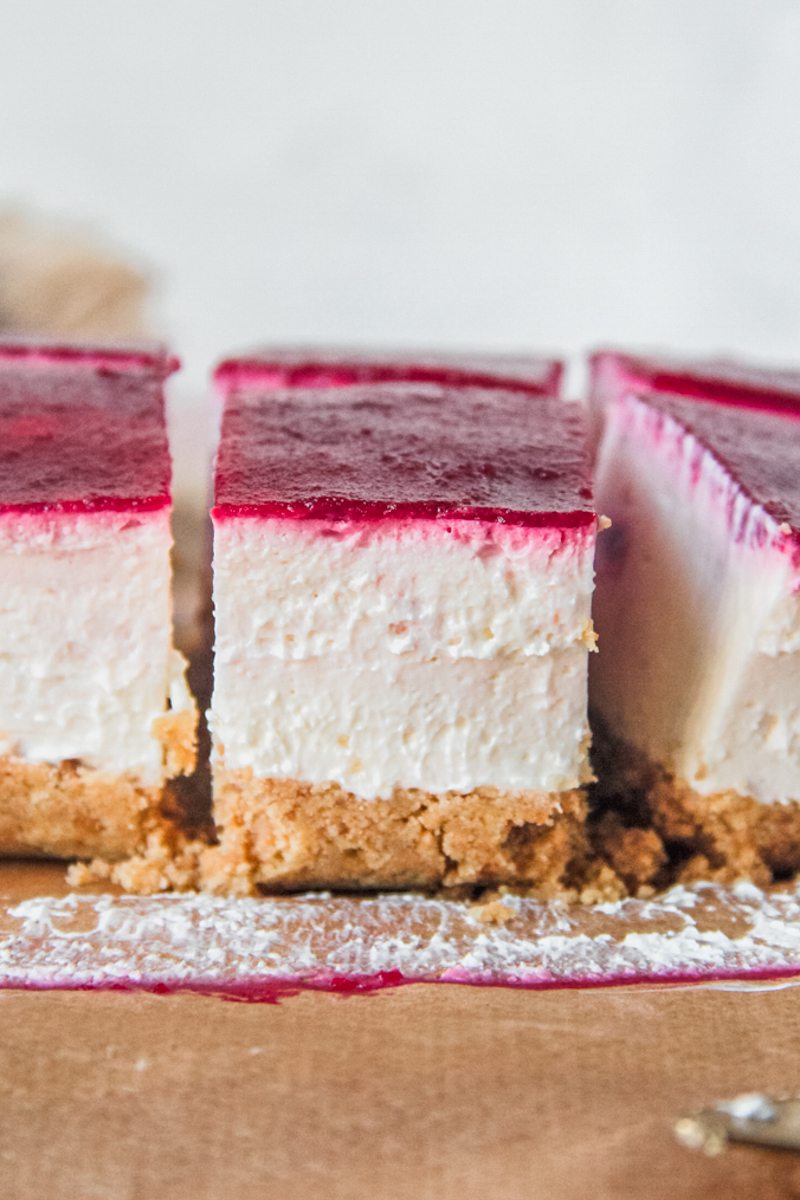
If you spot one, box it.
[0,0,798,390]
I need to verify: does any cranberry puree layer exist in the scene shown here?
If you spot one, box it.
[214,346,563,397]
[591,348,800,417]
[214,383,594,528]
[642,391,800,544]
[0,337,178,377]
[0,341,177,514]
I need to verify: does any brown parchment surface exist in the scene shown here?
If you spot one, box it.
[1,865,800,1199]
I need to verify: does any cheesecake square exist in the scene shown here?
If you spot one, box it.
[214,345,564,397]
[205,377,599,894]
[592,381,800,886]
[0,339,196,863]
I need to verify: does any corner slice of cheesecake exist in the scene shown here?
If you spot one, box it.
[0,339,197,866]
[592,386,800,886]
[213,345,564,397]
[204,379,599,895]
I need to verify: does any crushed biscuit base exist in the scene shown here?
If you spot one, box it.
[200,769,594,896]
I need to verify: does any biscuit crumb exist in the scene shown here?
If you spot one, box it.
[472,897,516,925]
[593,812,668,891]
[153,707,197,777]
[68,827,206,895]
[577,863,628,905]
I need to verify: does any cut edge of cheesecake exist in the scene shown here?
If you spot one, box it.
[590,384,800,891]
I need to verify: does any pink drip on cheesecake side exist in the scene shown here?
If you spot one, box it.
[614,390,800,562]
[209,516,597,562]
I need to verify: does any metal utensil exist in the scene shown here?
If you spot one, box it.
[676,1093,800,1155]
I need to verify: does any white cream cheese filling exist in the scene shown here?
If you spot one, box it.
[214,518,594,662]
[592,394,800,805]
[211,516,596,799]
[0,509,190,784]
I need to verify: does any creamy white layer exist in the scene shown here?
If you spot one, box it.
[211,517,596,799]
[0,509,191,783]
[592,394,800,804]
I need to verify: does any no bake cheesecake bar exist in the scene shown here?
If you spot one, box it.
[0,340,196,863]
[213,345,564,397]
[592,383,800,885]
[205,377,599,894]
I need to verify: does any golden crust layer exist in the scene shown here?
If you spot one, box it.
[0,682,199,875]
[0,755,174,862]
[591,728,800,890]
[200,767,592,897]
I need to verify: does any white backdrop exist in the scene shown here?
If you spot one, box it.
[1,0,799,388]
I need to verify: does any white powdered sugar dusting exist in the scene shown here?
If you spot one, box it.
[3,879,800,993]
